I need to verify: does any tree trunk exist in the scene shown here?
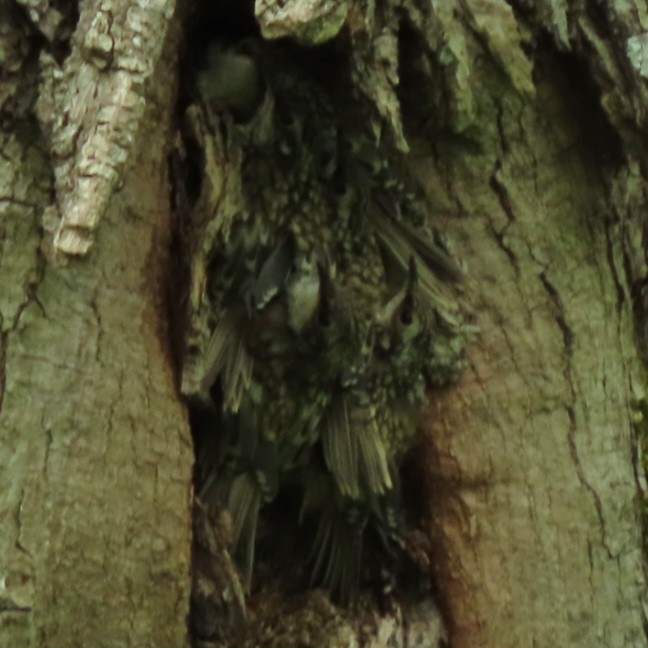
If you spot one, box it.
[0,3,193,647]
[423,66,647,647]
[0,1,646,648]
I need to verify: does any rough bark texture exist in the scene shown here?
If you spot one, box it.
[1,0,647,647]
[0,3,193,647]
[422,74,646,646]
[403,2,648,647]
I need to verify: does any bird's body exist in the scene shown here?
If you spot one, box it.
[181,39,467,603]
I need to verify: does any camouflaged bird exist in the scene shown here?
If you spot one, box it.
[181,38,467,604]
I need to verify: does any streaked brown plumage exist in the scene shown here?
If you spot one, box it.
[181,38,467,604]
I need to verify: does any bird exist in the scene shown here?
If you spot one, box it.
[184,38,467,604]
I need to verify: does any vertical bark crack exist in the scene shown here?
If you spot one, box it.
[43,426,53,476]
[0,331,6,416]
[0,282,47,418]
[539,271,613,558]
[602,215,626,312]
[488,161,521,276]
[14,490,32,559]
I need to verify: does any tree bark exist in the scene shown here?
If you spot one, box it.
[412,4,648,645]
[423,73,646,647]
[0,1,646,647]
[0,3,192,647]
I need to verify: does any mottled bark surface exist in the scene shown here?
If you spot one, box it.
[0,3,192,647]
[409,4,648,646]
[1,1,647,647]
[421,72,646,647]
